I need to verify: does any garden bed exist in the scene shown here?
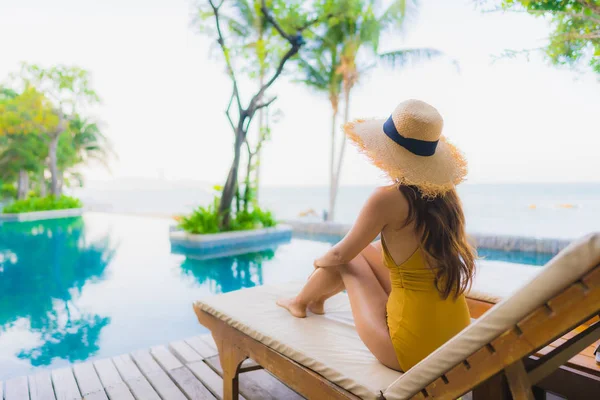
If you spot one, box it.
[0,207,84,222]
[170,225,292,260]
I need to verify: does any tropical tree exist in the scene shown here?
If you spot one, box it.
[0,133,48,198]
[297,28,343,222]
[11,63,100,197]
[299,0,445,221]
[196,0,342,229]
[209,1,282,199]
[195,0,289,204]
[57,115,113,192]
[0,86,57,199]
[484,1,600,74]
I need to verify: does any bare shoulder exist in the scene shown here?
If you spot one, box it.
[370,185,407,205]
[367,185,409,215]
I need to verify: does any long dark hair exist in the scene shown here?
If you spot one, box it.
[399,185,476,299]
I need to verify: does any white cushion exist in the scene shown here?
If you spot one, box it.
[196,282,399,399]
[195,233,600,399]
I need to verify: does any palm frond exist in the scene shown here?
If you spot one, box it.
[379,0,418,33]
[359,8,381,52]
[378,47,446,68]
[295,58,330,91]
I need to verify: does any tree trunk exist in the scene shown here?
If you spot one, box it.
[39,170,47,197]
[57,172,64,196]
[49,133,60,197]
[327,107,339,221]
[49,111,66,198]
[243,150,254,213]
[330,88,352,221]
[255,71,265,203]
[219,128,245,229]
[235,183,241,214]
[17,169,29,200]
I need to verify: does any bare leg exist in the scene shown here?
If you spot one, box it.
[307,281,345,315]
[305,242,390,315]
[338,254,401,370]
[277,247,399,369]
[277,267,343,318]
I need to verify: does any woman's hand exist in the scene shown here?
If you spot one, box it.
[313,249,342,268]
[313,257,326,269]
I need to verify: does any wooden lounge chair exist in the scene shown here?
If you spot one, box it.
[193,233,600,399]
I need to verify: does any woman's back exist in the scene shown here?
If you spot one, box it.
[380,186,473,371]
[378,186,421,268]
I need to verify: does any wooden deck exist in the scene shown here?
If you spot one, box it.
[0,334,303,400]
[1,328,597,399]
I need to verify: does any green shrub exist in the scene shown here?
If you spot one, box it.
[0,183,17,199]
[231,206,276,231]
[2,195,82,214]
[177,197,221,234]
[178,197,277,234]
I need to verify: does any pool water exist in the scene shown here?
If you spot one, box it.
[0,213,546,379]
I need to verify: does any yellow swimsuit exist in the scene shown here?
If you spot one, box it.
[382,238,471,371]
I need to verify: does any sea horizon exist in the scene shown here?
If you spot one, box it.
[71,181,600,240]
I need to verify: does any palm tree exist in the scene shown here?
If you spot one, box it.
[297,28,344,221]
[300,0,448,221]
[57,116,113,191]
[12,64,100,198]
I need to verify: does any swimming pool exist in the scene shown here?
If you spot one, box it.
[0,213,547,379]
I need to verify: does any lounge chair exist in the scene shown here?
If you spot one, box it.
[193,233,600,399]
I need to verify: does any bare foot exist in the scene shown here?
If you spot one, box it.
[308,301,325,315]
[276,298,307,318]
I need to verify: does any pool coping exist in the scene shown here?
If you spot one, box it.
[170,224,293,259]
[0,208,84,222]
[284,219,573,255]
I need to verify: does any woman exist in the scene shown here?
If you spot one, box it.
[277,99,476,372]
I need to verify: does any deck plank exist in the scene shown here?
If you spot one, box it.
[170,340,248,400]
[93,359,134,400]
[51,368,81,400]
[187,361,251,400]
[150,346,215,399]
[205,356,303,400]
[199,334,218,351]
[185,336,218,358]
[0,380,3,400]
[28,372,56,400]
[111,355,160,400]
[5,376,29,400]
[169,341,203,363]
[72,363,108,400]
[130,350,187,400]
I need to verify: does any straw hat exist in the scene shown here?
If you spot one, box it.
[344,99,467,197]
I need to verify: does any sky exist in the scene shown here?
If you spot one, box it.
[1,0,599,187]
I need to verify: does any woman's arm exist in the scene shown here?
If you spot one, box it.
[314,187,393,268]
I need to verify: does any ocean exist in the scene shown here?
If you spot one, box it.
[72,181,599,239]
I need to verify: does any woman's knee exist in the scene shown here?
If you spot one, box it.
[341,253,367,274]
